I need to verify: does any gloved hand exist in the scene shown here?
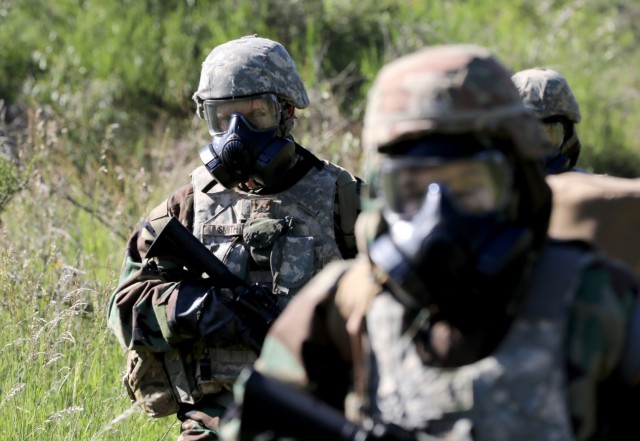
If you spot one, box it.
[172,282,246,347]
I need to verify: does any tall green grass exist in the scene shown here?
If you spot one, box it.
[0,105,182,439]
[2,0,640,439]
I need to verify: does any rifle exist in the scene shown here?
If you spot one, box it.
[146,216,282,353]
[237,367,415,441]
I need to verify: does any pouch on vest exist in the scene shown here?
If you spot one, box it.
[243,217,291,269]
[192,344,257,396]
[270,234,315,295]
[123,349,180,418]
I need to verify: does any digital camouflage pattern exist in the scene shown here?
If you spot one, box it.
[191,162,344,300]
[108,153,361,434]
[229,244,639,440]
[108,161,358,356]
[109,34,362,441]
[364,244,600,441]
[193,35,309,111]
[108,163,360,353]
[176,161,346,395]
[511,67,581,123]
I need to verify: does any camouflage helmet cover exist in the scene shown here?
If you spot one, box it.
[362,44,547,160]
[511,67,581,123]
[193,35,309,117]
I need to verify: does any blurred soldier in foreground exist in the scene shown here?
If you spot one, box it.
[512,67,585,174]
[107,35,361,440]
[222,45,640,441]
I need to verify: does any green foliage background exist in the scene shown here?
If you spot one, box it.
[1,0,640,439]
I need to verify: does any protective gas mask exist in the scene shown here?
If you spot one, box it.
[369,151,533,308]
[198,93,296,188]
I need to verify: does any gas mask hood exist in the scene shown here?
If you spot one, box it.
[199,113,296,189]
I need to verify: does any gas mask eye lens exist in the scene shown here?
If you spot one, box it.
[541,121,564,151]
[380,152,512,217]
[203,93,281,135]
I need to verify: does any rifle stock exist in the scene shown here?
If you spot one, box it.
[146,216,282,352]
[238,368,414,441]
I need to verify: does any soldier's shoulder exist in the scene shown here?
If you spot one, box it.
[335,256,381,315]
[145,183,195,233]
[547,171,640,274]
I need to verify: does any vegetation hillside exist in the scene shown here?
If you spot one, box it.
[1,0,639,439]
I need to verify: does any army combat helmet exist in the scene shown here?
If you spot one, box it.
[512,67,582,174]
[193,35,309,135]
[363,45,547,157]
[362,45,553,308]
[363,44,551,244]
[193,36,309,188]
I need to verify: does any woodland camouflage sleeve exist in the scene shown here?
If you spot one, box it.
[566,259,640,439]
[567,261,639,381]
[107,183,213,352]
[107,221,180,352]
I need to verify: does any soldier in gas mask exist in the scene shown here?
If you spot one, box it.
[107,36,362,441]
[515,68,640,286]
[222,45,640,441]
[511,67,585,174]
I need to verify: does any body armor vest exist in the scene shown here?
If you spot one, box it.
[364,244,596,441]
[189,162,344,392]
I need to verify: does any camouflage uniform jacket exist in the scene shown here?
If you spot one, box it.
[234,240,640,441]
[107,152,361,410]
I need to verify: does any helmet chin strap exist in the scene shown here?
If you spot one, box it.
[278,104,296,137]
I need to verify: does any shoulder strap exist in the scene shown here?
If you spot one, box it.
[259,144,324,194]
[335,168,360,236]
[137,199,173,249]
[335,167,363,253]
[147,200,172,234]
